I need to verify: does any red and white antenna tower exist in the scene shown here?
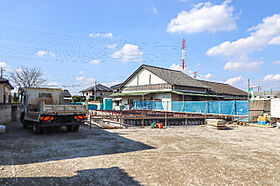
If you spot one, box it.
[181,38,186,71]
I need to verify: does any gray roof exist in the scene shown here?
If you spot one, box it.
[80,84,113,92]
[197,80,248,96]
[63,90,72,97]
[121,64,247,97]
[122,64,209,89]
[255,90,280,97]
[111,83,123,89]
[0,77,13,89]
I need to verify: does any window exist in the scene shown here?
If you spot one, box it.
[149,74,152,85]
[39,93,51,98]
[137,75,139,85]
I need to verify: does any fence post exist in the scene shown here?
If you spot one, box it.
[89,114,92,130]
[165,113,167,128]
[185,113,188,127]
[234,100,237,115]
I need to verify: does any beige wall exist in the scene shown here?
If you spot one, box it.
[0,84,12,103]
[125,69,167,87]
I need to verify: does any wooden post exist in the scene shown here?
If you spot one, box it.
[142,116,144,127]
[89,114,92,130]
[185,113,188,127]
[165,113,167,128]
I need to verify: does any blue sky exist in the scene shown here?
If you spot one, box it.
[0,0,280,94]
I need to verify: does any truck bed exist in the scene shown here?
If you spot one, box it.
[40,102,87,115]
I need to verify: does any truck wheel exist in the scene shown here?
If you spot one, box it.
[22,121,28,129]
[73,125,80,132]
[66,125,73,132]
[33,124,41,134]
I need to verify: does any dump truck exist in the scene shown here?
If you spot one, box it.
[20,87,87,134]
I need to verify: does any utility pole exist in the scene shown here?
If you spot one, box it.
[248,79,250,123]
[181,38,186,71]
[0,67,5,78]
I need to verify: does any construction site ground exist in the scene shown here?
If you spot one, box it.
[1,121,280,185]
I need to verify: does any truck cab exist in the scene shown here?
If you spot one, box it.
[20,87,87,134]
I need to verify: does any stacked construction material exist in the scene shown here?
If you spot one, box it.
[205,119,228,130]
[257,114,270,125]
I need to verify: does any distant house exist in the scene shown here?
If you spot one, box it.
[112,64,247,107]
[0,77,14,103]
[255,90,280,100]
[63,90,72,104]
[80,84,113,100]
[111,83,123,110]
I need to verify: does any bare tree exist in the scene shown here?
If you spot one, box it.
[10,66,46,88]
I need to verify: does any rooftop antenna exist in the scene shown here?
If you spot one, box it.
[193,71,198,79]
[181,38,186,71]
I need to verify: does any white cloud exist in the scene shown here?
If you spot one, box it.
[224,60,264,72]
[207,13,280,57]
[111,44,143,62]
[269,35,280,45]
[76,76,85,81]
[102,80,122,88]
[89,32,113,38]
[106,44,117,49]
[90,60,101,64]
[225,76,242,85]
[49,52,56,57]
[263,74,280,82]
[204,73,212,79]
[36,51,47,56]
[272,60,280,64]
[152,7,158,15]
[169,64,184,71]
[167,0,236,34]
[36,50,55,57]
[47,82,59,87]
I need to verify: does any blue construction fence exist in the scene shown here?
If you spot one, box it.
[132,100,248,116]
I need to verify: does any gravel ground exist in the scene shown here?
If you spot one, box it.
[0,121,280,185]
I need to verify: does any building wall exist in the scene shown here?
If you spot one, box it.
[0,84,12,103]
[83,91,112,100]
[0,104,21,124]
[125,69,167,87]
[0,84,3,103]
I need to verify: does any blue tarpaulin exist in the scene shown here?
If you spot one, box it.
[132,100,248,116]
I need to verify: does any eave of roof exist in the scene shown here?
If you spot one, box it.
[111,90,224,98]
[119,64,209,90]
[0,77,14,90]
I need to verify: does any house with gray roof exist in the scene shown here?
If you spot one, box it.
[112,64,247,108]
[254,90,280,100]
[80,84,113,100]
[0,77,14,103]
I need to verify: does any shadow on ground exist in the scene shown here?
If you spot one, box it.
[0,166,142,186]
[0,122,154,165]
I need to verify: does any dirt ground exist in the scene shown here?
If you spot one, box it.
[1,121,280,185]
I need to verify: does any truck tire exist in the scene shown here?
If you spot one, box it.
[33,124,42,134]
[66,125,74,132]
[73,125,80,132]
